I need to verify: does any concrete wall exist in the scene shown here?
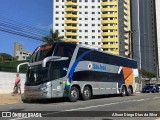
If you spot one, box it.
[0,72,26,94]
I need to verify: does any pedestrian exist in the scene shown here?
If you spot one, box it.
[11,73,21,95]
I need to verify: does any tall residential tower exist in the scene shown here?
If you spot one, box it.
[53,0,131,56]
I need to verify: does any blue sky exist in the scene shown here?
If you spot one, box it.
[0,0,53,56]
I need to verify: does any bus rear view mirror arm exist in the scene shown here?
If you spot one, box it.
[17,62,29,73]
[42,56,68,67]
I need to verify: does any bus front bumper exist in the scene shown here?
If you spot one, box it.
[23,90,51,100]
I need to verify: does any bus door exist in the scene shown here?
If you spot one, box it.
[50,61,68,98]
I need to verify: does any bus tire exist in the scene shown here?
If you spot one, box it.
[121,86,127,97]
[82,86,91,100]
[127,86,133,96]
[68,86,79,102]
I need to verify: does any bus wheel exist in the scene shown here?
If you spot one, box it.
[121,86,127,97]
[82,86,91,100]
[68,86,79,102]
[127,86,133,96]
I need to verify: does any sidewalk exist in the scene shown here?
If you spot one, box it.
[0,94,22,105]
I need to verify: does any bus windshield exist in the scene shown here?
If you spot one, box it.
[30,44,55,62]
[26,60,69,85]
[26,64,49,85]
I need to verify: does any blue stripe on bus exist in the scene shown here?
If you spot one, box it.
[68,49,94,83]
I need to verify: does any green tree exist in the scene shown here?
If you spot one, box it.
[0,53,17,62]
[139,69,156,79]
[43,29,64,43]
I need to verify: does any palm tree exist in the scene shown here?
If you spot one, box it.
[43,29,64,43]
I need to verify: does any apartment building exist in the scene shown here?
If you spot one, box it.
[53,0,131,56]
[14,42,32,61]
[132,0,158,74]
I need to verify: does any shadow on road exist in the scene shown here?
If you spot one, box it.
[23,94,135,104]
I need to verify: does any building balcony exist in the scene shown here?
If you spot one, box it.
[125,39,129,45]
[65,32,78,36]
[125,51,129,56]
[101,38,118,42]
[101,14,118,18]
[65,2,78,6]
[101,26,118,30]
[65,20,78,24]
[103,49,119,55]
[101,44,118,48]
[124,34,129,39]
[65,8,78,12]
[65,38,78,42]
[101,2,117,6]
[101,20,118,24]
[125,45,129,50]
[65,26,78,30]
[65,14,78,18]
[102,32,118,36]
[101,8,117,12]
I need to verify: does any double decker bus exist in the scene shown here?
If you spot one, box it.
[18,42,138,102]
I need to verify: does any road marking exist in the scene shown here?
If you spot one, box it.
[9,96,160,120]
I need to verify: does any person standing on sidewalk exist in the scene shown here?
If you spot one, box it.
[12,73,21,95]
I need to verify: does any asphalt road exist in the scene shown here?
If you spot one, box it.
[0,93,160,120]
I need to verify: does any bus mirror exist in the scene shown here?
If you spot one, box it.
[17,62,29,73]
[42,56,68,67]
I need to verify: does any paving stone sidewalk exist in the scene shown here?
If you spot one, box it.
[0,94,22,105]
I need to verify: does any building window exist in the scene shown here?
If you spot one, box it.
[85,36,88,39]
[85,18,88,20]
[85,30,88,32]
[56,24,59,26]
[85,6,88,8]
[92,36,95,39]
[85,42,88,44]
[85,12,88,14]
[56,6,59,8]
[56,0,59,2]
[92,42,95,45]
[56,17,59,20]
[98,42,101,45]
[85,24,88,26]
[56,11,59,14]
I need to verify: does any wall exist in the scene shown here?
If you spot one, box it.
[0,72,26,94]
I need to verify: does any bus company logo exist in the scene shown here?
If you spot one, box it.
[93,63,107,71]
[88,63,93,69]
